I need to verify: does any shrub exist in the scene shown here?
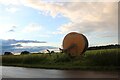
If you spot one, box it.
[4,52,13,55]
[21,51,30,55]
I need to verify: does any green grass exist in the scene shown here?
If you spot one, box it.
[2,48,120,70]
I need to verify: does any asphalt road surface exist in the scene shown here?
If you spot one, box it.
[1,66,119,78]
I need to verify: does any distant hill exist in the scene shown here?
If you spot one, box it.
[88,44,120,50]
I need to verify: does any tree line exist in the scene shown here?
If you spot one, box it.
[87,44,120,50]
[4,51,30,55]
[3,50,55,55]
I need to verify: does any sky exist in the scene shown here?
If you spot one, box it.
[0,0,118,52]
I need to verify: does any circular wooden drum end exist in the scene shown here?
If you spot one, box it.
[63,32,88,56]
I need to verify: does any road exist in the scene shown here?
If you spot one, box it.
[1,66,119,78]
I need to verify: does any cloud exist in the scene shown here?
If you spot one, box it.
[0,0,22,6]
[0,0,118,6]
[2,39,46,44]
[1,39,46,50]
[0,0,22,15]
[8,29,15,32]
[56,3,117,35]
[21,1,117,46]
[22,23,43,33]
[16,40,46,43]
[1,39,57,54]
[7,26,17,32]
[22,1,117,38]
[39,34,51,38]
[0,24,17,34]
[6,7,19,13]
[0,0,118,46]
[0,1,117,37]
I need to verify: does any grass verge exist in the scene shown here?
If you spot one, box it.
[2,48,120,70]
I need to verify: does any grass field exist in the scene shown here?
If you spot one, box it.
[2,48,120,70]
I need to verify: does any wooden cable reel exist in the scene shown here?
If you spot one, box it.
[62,32,88,56]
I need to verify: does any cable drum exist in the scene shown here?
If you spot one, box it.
[63,32,88,56]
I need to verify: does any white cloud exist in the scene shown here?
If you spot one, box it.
[0,0,22,14]
[6,7,19,13]
[0,1,118,37]
[0,24,17,34]
[0,0,118,6]
[22,0,60,17]
[0,0,22,6]
[0,24,17,39]
[19,42,59,47]
[21,1,118,37]
[39,34,51,38]
[22,23,43,33]
[58,3,117,35]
